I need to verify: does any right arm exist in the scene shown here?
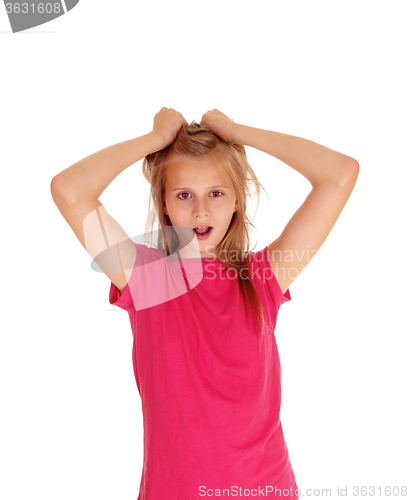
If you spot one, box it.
[51,132,163,204]
[50,108,187,294]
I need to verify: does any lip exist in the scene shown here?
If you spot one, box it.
[193,226,213,240]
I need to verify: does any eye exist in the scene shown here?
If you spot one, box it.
[177,191,224,200]
[177,192,191,200]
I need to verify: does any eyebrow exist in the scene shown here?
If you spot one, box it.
[171,185,231,191]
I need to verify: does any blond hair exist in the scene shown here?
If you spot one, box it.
[142,121,271,349]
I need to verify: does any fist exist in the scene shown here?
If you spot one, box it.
[151,107,188,150]
[200,109,236,143]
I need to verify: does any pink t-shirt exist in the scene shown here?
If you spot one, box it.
[109,243,298,499]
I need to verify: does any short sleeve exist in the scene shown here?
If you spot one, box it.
[108,243,164,312]
[248,245,291,309]
[108,243,197,313]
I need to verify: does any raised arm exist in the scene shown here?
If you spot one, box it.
[51,107,187,203]
[201,109,360,295]
[50,108,188,293]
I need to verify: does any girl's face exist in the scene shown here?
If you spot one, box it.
[163,155,238,259]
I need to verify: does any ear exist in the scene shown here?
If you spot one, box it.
[233,199,238,213]
[164,202,168,216]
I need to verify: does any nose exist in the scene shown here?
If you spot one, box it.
[192,197,210,219]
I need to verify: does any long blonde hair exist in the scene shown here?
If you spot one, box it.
[142,121,271,348]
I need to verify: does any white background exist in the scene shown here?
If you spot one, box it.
[1,1,408,499]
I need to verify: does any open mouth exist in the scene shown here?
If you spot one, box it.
[194,226,212,234]
[193,226,213,239]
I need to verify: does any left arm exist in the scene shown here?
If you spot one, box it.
[201,110,360,295]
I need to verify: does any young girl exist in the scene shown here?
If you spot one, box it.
[50,108,359,499]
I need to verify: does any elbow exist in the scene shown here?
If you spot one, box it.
[50,175,64,199]
[50,174,74,205]
[50,175,60,199]
[338,158,360,187]
[50,175,59,193]
[348,158,360,175]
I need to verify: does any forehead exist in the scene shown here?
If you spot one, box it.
[165,155,232,187]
